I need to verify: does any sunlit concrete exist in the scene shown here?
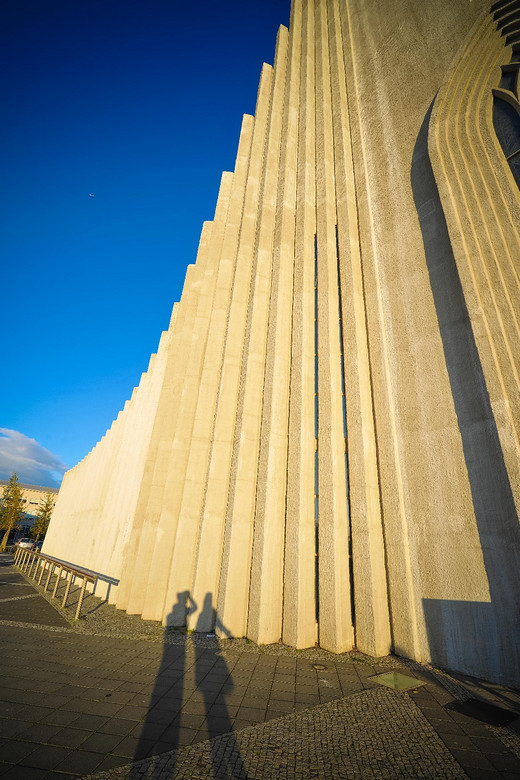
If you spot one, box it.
[45,0,520,686]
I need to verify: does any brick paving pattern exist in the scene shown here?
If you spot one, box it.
[88,688,469,779]
[0,554,520,779]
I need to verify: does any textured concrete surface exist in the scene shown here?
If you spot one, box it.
[41,0,520,687]
[1,555,520,779]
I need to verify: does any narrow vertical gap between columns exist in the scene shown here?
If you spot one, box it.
[336,223,356,633]
[314,235,319,624]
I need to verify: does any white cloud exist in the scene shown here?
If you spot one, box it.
[0,429,68,488]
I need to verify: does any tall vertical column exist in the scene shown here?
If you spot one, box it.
[114,257,203,612]
[134,175,233,621]
[189,65,274,632]
[116,180,230,616]
[283,0,317,649]
[315,0,353,653]
[102,330,173,601]
[217,25,290,639]
[331,0,391,656]
[248,0,303,645]
[338,0,416,658]
[162,115,255,625]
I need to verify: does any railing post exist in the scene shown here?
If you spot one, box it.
[75,576,88,620]
[13,551,97,617]
[38,559,46,586]
[52,565,63,598]
[28,553,38,578]
[44,562,54,592]
[62,571,73,608]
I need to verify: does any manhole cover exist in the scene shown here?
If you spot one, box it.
[369,671,426,691]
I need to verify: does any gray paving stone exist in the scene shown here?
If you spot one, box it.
[438,731,481,751]
[82,701,127,718]
[1,688,36,706]
[54,749,104,774]
[116,682,146,695]
[67,713,109,731]
[269,689,293,702]
[0,766,50,780]
[294,692,319,705]
[426,716,466,735]
[470,734,515,754]
[49,726,91,748]
[97,718,140,737]
[236,707,265,722]
[486,750,520,772]
[449,749,496,771]
[85,688,470,779]
[131,722,167,741]
[18,743,72,770]
[0,720,31,740]
[113,736,151,759]
[177,713,205,730]
[461,769,502,780]
[207,703,239,719]
[81,732,125,754]
[0,703,24,719]
[14,723,61,743]
[150,698,182,715]
[0,740,40,764]
[95,755,131,773]
[2,557,520,780]
[266,701,294,715]
[11,705,55,722]
[143,708,179,727]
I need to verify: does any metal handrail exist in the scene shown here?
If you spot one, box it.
[13,547,97,620]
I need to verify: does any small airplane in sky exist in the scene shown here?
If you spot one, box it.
[89,193,95,198]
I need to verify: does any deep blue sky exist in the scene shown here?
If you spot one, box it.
[0,0,290,487]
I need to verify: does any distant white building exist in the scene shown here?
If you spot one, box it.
[0,481,59,539]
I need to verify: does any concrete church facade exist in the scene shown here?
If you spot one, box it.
[44,0,520,686]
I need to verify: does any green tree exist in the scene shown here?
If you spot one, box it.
[0,473,25,551]
[31,492,55,543]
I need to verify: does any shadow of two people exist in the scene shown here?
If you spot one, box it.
[130,591,249,779]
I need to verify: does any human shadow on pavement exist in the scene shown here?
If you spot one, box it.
[129,590,193,777]
[195,593,249,779]
[130,590,248,779]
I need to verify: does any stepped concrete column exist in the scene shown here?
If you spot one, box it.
[189,65,274,632]
[248,0,302,646]
[283,0,318,650]
[162,117,255,626]
[216,25,290,640]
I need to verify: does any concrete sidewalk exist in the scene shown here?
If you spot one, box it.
[1,553,520,779]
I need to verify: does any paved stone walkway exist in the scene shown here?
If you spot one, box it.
[88,688,470,780]
[1,554,520,779]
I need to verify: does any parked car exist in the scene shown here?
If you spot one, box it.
[32,541,43,551]
[15,538,33,549]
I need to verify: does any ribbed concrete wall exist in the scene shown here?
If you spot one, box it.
[45,0,520,686]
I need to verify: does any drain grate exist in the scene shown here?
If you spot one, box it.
[445,698,519,726]
[369,671,427,692]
